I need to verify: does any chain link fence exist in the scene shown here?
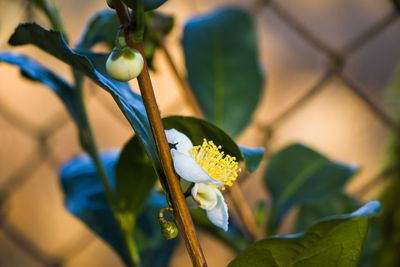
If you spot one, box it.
[0,0,399,266]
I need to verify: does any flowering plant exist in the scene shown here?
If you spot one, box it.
[0,0,388,266]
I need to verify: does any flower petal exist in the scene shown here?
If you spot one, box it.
[206,189,229,231]
[165,128,193,155]
[171,149,222,186]
[191,183,218,210]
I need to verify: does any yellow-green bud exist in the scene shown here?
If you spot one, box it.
[106,46,144,81]
[160,221,179,240]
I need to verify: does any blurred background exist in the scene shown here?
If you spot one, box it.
[0,0,400,266]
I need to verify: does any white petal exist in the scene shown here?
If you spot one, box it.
[171,149,222,186]
[191,183,218,210]
[206,189,229,231]
[165,128,193,155]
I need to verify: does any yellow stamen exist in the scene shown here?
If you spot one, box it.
[190,139,241,190]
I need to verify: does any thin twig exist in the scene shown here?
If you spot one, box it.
[228,181,262,240]
[112,1,207,266]
[160,40,204,117]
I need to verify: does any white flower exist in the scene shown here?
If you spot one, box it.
[165,129,241,231]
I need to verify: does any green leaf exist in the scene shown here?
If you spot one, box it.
[143,11,174,70]
[76,9,119,50]
[296,193,359,232]
[122,0,167,11]
[375,160,400,265]
[264,144,359,233]
[384,62,400,118]
[162,116,264,172]
[239,146,264,173]
[190,209,251,252]
[29,0,67,41]
[115,135,158,214]
[295,194,381,266]
[182,7,264,137]
[254,200,268,228]
[229,201,381,267]
[8,23,159,167]
[135,191,179,267]
[0,52,85,127]
[60,150,178,267]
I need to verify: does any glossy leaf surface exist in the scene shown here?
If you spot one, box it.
[229,201,380,267]
[183,7,264,137]
[264,144,358,233]
[8,23,159,166]
[60,150,177,266]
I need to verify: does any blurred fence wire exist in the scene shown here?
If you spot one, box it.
[0,0,399,266]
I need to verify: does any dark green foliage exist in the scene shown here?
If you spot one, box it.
[8,23,159,166]
[190,209,251,252]
[264,144,359,233]
[60,150,177,266]
[182,7,264,137]
[76,9,119,50]
[229,201,380,267]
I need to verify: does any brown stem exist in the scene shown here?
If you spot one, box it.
[160,40,205,117]
[228,182,262,240]
[112,1,207,266]
[161,41,261,241]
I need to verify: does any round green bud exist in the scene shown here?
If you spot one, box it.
[106,46,144,81]
[160,221,179,240]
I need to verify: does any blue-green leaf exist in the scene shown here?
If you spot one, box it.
[264,144,359,233]
[190,209,251,252]
[182,7,264,137]
[115,135,158,214]
[229,201,381,267]
[60,150,177,267]
[8,23,159,167]
[76,9,119,50]
[0,52,84,128]
[60,150,127,263]
[239,146,264,173]
[162,116,264,173]
[296,193,359,232]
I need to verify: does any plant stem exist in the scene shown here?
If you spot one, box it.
[159,41,204,117]
[74,73,140,266]
[34,1,140,265]
[112,1,207,266]
[161,40,262,241]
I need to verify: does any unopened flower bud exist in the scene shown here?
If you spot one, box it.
[160,221,178,240]
[159,207,178,240]
[106,46,144,81]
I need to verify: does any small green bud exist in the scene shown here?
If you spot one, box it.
[160,221,179,240]
[106,46,144,81]
[158,207,178,240]
[106,0,115,9]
